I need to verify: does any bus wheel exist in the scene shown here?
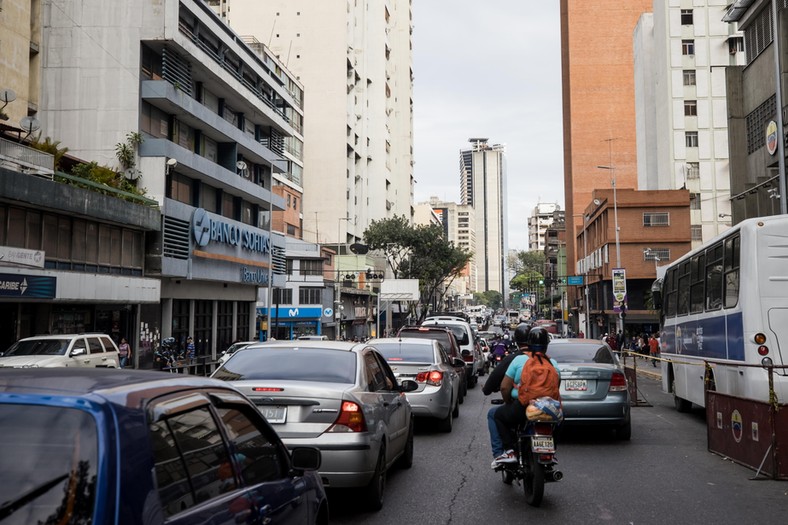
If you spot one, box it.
[672,377,692,413]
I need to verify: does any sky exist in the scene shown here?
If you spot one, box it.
[411,1,565,251]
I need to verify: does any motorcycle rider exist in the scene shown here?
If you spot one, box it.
[484,323,532,467]
[491,326,560,467]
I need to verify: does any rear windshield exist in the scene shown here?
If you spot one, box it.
[373,342,435,363]
[0,404,98,524]
[213,348,357,383]
[548,343,616,365]
[423,324,467,342]
[399,330,451,346]
[3,339,70,357]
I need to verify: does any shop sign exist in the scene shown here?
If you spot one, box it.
[259,307,323,319]
[0,246,45,269]
[192,208,270,254]
[0,273,56,298]
[241,267,269,285]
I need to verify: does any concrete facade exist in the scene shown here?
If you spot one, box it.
[528,202,562,252]
[421,197,476,298]
[218,0,415,246]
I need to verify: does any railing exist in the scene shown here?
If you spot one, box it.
[0,137,54,178]
[54,171,159,206]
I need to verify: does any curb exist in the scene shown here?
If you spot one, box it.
[636,368,661,381]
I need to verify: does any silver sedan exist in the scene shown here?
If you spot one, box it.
[367,337,463,433]
[211,340,417,511]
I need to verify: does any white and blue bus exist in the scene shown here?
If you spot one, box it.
[654,216,788,411]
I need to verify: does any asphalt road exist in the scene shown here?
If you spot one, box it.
[328,370,788,524]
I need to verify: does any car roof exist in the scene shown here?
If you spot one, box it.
[368,337,435,346]
[17,333,110,340]
[0,368,234,406]
[245,340,362,352]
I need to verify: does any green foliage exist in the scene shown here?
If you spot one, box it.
[510,270,544,293]
[364,216,473,322]
[473,290,502,310]
[63,161,148,201]
[29,135,69,170]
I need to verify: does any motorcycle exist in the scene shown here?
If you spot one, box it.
[492,400,562,507]
[154,337,184,371]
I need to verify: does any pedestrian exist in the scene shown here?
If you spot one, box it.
[118,337,131,369]
[186,336,196,363]
[649,333,660,367]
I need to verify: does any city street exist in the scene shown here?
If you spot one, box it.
[329,370,788,524]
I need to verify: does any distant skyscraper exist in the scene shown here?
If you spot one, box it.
[217,0,415,246]
[528,202,563,252]
[460,139,507,296]
[420,197,476,295]
[634,1,740,246]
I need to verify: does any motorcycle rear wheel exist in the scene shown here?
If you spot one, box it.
[523,453,545,507]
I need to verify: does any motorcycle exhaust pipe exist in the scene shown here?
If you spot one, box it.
[546,470,563,482]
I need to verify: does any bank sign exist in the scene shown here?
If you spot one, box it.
[0,273,56,298]
[192,208,270,254]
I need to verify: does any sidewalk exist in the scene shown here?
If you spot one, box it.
[621,352,662,381]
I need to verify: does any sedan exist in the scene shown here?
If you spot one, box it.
[547,338,631,440]
[212,341,418,511]
[218,340,259,365]
[0,368,326,525]
[368,337,463,432]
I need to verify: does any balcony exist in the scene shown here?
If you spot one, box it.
[0,137,54,179]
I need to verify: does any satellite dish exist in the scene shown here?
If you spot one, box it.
[124,168,139,181]
[19,116,40,133]
[0,89,16,104]
[593,198,601,206]
[349,243,369,255]
[236,160,248,171]
[166,158,178,168]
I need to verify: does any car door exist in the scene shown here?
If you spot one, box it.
[362,350,404,466]
[85,336,108,368]
[68,336,93,367]
[372,351,409,460]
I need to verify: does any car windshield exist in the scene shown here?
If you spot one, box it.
[425,324,466,342]
[0,404,98,524]
[3,339,70,357]
[548,343,616,365]
[225,342,252,355]
[374,342,435,363]
[213,348,356,383]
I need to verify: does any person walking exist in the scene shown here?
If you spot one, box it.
[118,338,132,369]
[649,333,660,367]
[186,336,196,363]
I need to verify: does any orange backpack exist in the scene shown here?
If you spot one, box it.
[517,351,561,405]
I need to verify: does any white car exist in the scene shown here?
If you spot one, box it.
[422,316,483,387]
[0,334,120,368]
[217,340,259,365]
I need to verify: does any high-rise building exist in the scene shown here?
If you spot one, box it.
[459,138,507,296]
[421,197,476,297]
[560,0,653,272]
[634,2,740,247]
[215,0,415,246]
[528,202,563,252]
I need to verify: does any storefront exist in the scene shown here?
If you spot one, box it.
[257,306,324,340]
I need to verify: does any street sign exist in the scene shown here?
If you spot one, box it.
[567,275,584,286]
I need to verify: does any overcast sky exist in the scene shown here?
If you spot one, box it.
[412,1,564,251]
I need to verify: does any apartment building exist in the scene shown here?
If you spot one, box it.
[634,1,740,247]
[528,202,563,252]
[460,138,508,296]
[215,0,415,246]
[421,197,476,298]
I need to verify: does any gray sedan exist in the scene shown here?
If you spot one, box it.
[368,337,463,433]
[211,341,417,511]
[547,338,632,440]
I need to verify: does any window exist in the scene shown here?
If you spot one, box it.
[236,302,250,341]
[690,193,701,210]
[691,225,703,241]
[685,131,699,148]
[676,261,691,316]
[299,287,322,304]
[706,243,723,311]
[681,9,693,25]
[686,162,699,179]
[272,288,293,304]
[168,172,193,204]
[723,235,740,308]
[215,405,287,484]
[643,212,669,227]
[682,40,695,56]
[683,70,696,86]
[300,259,324,276]
[689,254,705,314]
[644,249,669,262]
[684,100,697,116]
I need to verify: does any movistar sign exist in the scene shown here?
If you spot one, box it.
[192,208,270,254]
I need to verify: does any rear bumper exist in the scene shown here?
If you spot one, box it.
[561,396,630,425]
[406,387,452,419]
[283,434,378,488]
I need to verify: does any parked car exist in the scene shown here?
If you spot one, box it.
[212,341,418,511]
[0,333,120,369]
[547,338,632,439]
[396,325,468,400]
[297,335,329,341]
[367,337,462,432]
[218,340,259,365]
[0,368,327,525]
[422,317,484,385]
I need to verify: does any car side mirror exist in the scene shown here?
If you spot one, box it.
[291,447,321,472]
[453,358,467,368]
[399,379,419,393]
[70,347,86,357]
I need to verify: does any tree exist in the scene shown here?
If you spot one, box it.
[515,250,546,274]
[510,270,544,294]
[473,290,502,310]
[364,216,473,322]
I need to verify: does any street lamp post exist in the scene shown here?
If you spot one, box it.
[597,163,622,332]
[335,217,352,340]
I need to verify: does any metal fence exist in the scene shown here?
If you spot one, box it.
[0,137,54,178]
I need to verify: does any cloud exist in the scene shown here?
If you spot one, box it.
[412,1,565,250]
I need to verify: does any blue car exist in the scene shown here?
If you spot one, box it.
[0,368,328,525]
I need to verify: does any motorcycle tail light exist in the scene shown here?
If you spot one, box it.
[327,401,367,433]
[609,372,628,392]
[534,423,554,435]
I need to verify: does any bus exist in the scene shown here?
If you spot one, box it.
[654,216,788,412]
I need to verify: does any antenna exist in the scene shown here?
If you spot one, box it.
[19,116,40,142]
[0,89,16,120]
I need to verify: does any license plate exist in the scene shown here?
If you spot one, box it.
[565,379,587,391]
[531,436,555,454]
[259,406,287,424]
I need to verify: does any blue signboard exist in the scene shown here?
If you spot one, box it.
[0,273,56,299]
[257,307,323,319]
[566,275,584,286]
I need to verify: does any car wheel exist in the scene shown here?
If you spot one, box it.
[364,448,386,511]
[437,402,453,433]
[459,381,466,404]
[616,417,632,440]
[399,421,414,469]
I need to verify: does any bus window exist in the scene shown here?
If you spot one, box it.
[665,268,677,317]
[705,243,723,311]
[724,236,740,308]
[690,254,705,314]
[677,260,691,316]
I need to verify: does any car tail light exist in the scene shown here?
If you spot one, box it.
[416,371,443,386]
[609,372,627,392]
[327,401,367,433]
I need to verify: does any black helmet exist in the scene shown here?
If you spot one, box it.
[513,323,532,345]
[526,327,550,352]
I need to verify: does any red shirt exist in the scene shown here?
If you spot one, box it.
[649,338,659,355]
